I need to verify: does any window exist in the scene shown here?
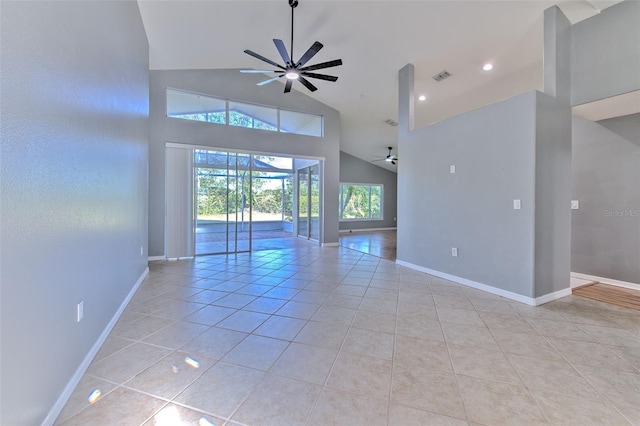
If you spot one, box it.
[166,89,226,124]
[166,88,323,137]
[280,109,323,137]
[339,184,383,220]
[229,100,278,132]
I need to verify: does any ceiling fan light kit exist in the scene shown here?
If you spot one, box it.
[241,0,343,93]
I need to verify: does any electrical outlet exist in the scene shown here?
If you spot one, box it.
[513,199,521,210]
[450,165,456,174]
[451,247,458,257]
[77,301,84,322]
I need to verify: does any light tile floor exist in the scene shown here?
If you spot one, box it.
[56,244,640,425]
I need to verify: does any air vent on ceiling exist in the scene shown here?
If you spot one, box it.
[432,70,452,82]
[384,119,398,127]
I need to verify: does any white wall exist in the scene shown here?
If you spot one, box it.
[148,69,340,256]
[0,2,149,424]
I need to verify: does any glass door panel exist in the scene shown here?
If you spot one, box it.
[309,163,320,241]
[194,149,252,255]
[195,150,232,255]
[236,153,252,252]
[298,167,309,238]
[227,153,239,253]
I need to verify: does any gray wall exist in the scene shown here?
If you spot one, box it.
[533,92,572,297]
[398,91,538,297]
[572,114,640,284]
[339,151,397,231]
[571,0,640,106]
[0,2,149,424]
[149,69,340,256]
[397,89,572,299]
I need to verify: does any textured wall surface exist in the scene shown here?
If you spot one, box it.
[0,2,149,424]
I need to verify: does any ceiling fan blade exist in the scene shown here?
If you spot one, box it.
[299,59,343,72]
[297,76,317,92]
[284,79,293,93]
[240,69,282,73]
[244,49,286,70]
[301,72,338,82]
[257,75,283,86]
[273,39,292,66]
[295,41,323,67]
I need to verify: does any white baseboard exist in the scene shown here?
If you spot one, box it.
[395,260,570,306]
[534,287,573,305]
[322,242,340,247]
[148,255,165,261]
[339,227,397,233]
[43,267,149,426]
[571,272,640,291]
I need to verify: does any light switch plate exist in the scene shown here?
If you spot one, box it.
[513,199,521,210]
[451,247,458,257]
[450,165,456,174]
[571,200,580,210]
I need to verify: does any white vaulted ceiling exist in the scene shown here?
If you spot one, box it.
[138,0,622,172]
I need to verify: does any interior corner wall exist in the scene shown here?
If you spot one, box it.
[397,92,538,298]
[339,152,397,231]
[572,113,640,284]
[571,0,640,106]
[148,70,340,255]
[0,2,149,425]
[533,92,572,297]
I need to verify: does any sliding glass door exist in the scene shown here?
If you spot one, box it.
[297,167,309,239]
[166,144,317,257]
[194,151,254,255]
[297,162,321,241]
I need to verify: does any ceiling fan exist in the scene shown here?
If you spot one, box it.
[371,147,398,165]
[240,0,343,93]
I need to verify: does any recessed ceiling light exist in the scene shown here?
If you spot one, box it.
[483,63,493,71]
[418,95,427,101]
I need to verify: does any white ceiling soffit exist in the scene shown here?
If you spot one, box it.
[572,90,640,121]
[137,0,624,173]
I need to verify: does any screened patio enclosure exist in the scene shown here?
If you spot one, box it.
[194,150,295,254]
[165,145,322,257]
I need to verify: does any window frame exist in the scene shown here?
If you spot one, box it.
[338,183,384,222]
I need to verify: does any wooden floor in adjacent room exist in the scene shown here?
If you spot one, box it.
[573,282,640,311]
[339,230,396,261]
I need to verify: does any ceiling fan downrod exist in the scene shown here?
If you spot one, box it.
[289,0,298,66]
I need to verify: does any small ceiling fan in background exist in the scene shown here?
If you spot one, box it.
[371,147,398,165]
[240,0,343,93]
